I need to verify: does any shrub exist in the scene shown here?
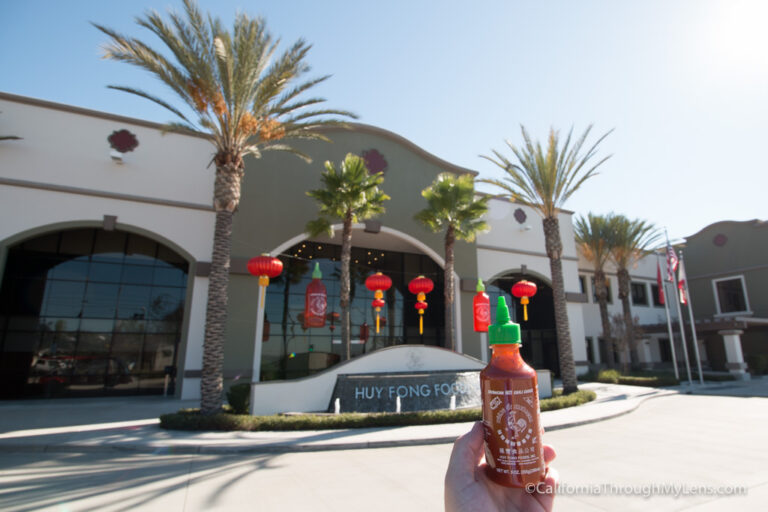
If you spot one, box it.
[746,355,768,375]
[160,389,597,432]
[226,383,250,414]
[597,369,621,384]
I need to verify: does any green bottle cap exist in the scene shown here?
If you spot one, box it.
[312,262,322,279]
[476,278,485,293]
[488,296,521,344]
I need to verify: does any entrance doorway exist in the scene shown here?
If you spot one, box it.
[487,273,560,376]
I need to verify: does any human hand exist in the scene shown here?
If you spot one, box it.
[445,421,558,512]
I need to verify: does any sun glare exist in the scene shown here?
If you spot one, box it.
[707,0,768,82]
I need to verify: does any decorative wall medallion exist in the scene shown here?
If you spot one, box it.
[713,233,728,247]
[514,208,527,224]
[108,129,139,153]
[362,149,388,174]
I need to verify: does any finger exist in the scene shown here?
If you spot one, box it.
[535,466,559,512]
[447,421,485,482]
[543,444,556,465]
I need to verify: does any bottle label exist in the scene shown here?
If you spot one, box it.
[482,378,544,487]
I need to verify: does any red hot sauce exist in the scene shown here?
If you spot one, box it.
[481,296,545,488]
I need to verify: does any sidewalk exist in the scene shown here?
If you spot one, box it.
[0,378,762,454]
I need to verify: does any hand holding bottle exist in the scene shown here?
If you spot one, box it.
[445,421,558,512]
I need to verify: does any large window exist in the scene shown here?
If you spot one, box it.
[259,241,444,381]
[631,282,648,306]
[713,276,750,314]
[0,228,188,398]
[651,284,664,307]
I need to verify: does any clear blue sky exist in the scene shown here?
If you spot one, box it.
[2,0,766,241]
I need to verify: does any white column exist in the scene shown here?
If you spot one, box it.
[719,329,750,380]
[590,336,601,365]
[640,339,653,369]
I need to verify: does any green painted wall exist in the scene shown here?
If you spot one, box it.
[223,125,482,378]
[685,220,768,319]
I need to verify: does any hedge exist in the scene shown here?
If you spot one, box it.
[160,389,596,431]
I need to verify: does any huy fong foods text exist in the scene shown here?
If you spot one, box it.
[354,382,471,400]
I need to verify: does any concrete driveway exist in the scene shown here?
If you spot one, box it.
[1,389,766,511]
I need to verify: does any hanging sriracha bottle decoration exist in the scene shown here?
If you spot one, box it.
[408,275,434,335]
[473,278,491,332]
[365,272,392,333]
[511,280,537,322]
[303,263,327,328]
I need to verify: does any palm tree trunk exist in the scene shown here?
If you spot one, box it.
[200,160,243,415]
[200,209,233,414]
[444,226,456,351]
[617,267,635,368]
[542,216,579,394]
[594,269,614,368]
[340,212,353,361]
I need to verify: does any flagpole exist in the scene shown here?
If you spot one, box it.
[680,251,705,385]
[667,232,693,386]
[657,251,679,380]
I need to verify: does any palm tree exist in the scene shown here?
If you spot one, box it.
[610,215,658,366]
[575,212,619,367]
[414,173,489,351]
[306,153,390,361]
[481,126,612,393]
[94,0,354,414]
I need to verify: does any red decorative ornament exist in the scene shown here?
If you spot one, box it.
[473,279,491,332]
[511,280,538,322]
[327,311,340,332]
[365,272,392,333]
[247,254,283,307]
[107,129,139,153]
[303,263,327,328]
[360,322,370,343]
[408,275,434,335]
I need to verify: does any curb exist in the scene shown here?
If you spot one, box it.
[0,389,679,455]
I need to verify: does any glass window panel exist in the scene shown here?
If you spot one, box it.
[21,233,59,253]
[82,283,119,318]
[141,334,176,372]
[2,331,40,352]
[110,333,143,373]
[125,235,157,265]
[156,245,185,267]
[152,266,186,287]
[716,279,747,313]
[42,280,86,317]
[59,229,94,256]
[117,285,151,319]
[121,264,155,285]
[76,332,112,355]
[114,318,147,333]
[79,319,115,333]
[146,320,178,334]
[149,287,184,321]
[92,230,126,263]
[7,316,43,331]
[40,317,81,332]
[3,278,45,316]
[89,262,123,283]
[50,259,89,281]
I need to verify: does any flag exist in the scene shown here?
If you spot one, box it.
[666,243,679,282]
[678,259,688,304]
[656,262,665,305]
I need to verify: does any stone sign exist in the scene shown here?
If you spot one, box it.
[328,370,481,413]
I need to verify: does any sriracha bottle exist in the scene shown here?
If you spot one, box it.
[473,279,491,332]
[481,296,545,488]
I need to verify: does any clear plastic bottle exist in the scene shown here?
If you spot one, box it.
[481,296,545,488]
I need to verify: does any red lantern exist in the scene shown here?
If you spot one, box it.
[473,279,491,332]
[511,280,538,322]
[247,254,283,307]
[408,275,434,335]
[303,263,327,328]
[327,311,340,332]
[365,272,392,334]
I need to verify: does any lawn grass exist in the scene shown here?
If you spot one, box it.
[160,389,596,432]
[579,369,735,387]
